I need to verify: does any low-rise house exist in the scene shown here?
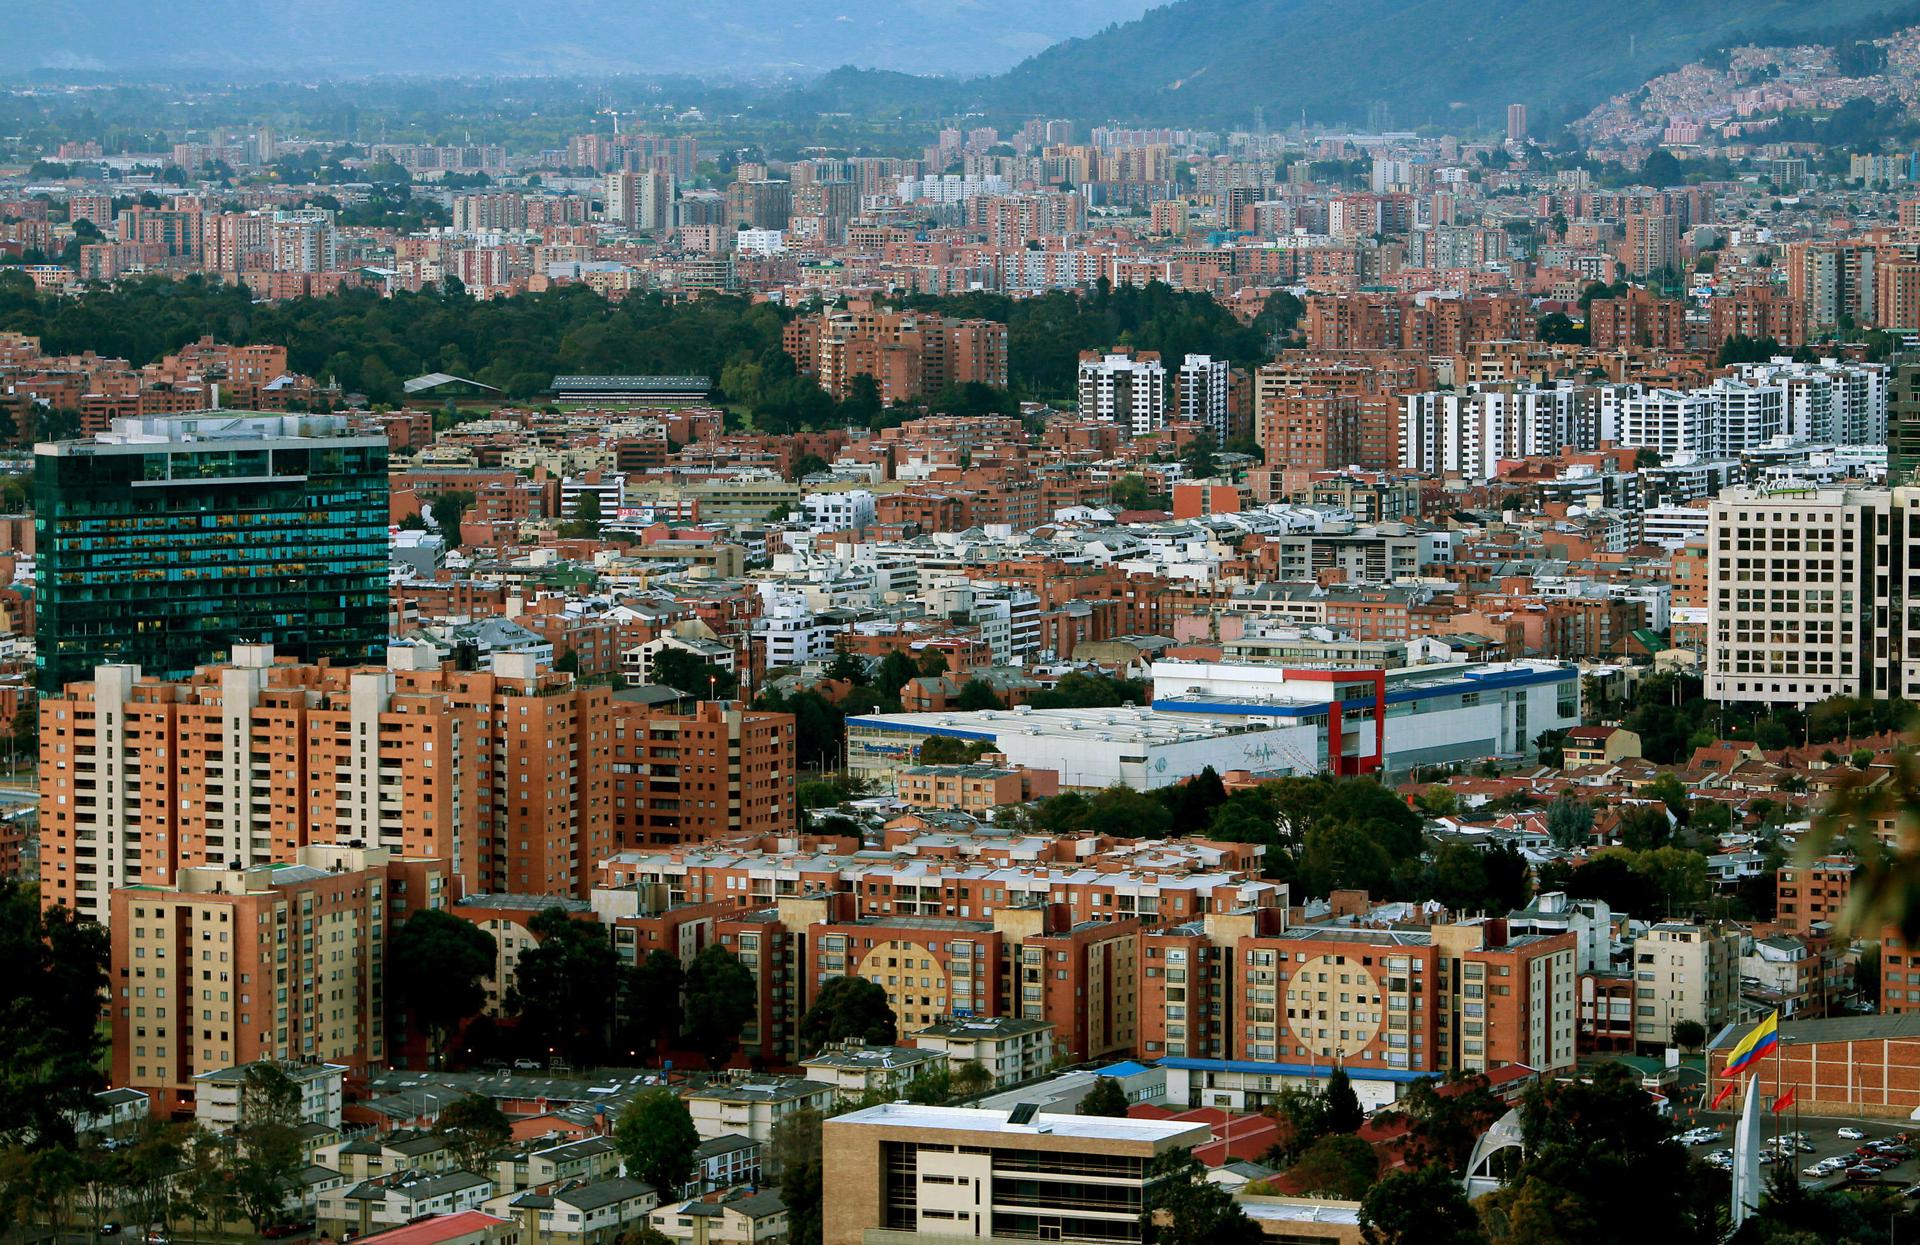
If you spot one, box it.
[688,1134,762,1196]
[799,1044,945,1102]
[495,1175,660,1245]
[649,1190,790,1245]
[911,1016,1055,1086]
[489,1135,621,1193]
[69,1087,150,1139]
[319,1128,457,1183]
[683,1077,836,1143]
[194,1060,347,1131]
[323,1169,495,1239]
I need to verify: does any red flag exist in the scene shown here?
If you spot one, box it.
[1772,1087,1797,1113]
[1710,1080,1738,1110]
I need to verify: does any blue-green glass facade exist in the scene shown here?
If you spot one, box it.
[34,420,390,693]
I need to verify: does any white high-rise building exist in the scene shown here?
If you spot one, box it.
[1705,485,1906,706]
[1704,378,1786,455]
[1607,387,1716,458]
[1077,352,1167,438]
[1400,384,1595,482]
[1733,357,1888,445]
[1176,354,1230,441]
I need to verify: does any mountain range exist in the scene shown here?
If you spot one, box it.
[1,0,1156,79]
[11,0,1920,129]
[967,0,1920,126]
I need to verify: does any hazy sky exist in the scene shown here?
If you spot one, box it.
[7,0,1163,78]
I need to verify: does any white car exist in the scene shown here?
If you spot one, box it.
[1840,1127,1869,1140]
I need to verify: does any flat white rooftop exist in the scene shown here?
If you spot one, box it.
[828,1102,1204,1143]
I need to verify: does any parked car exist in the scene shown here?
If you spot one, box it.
[1840,1127,1869,1140]
[98,1226,121,1237]
[512,1058,541,1070]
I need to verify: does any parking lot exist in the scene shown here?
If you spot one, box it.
[1677,1108,1920,1190]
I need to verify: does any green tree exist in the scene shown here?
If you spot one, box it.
[799,975,898,1054]
[950,1061,993,1098]
[506,907,621,1061]
[903,1068,954,1104]
[918,736,992,765]
[1160,766,1228,831]
[559,488,603,539]
[1380,1075,1504,1173]
[1110,474,1156,511]
[1322,1067,1364,1134]
[682,944,757,1069]
[1545,797,1594,851]
[788,453,830,482]
[773,1109,824,1245]
[1079,1077,1131,1117]
[626,950,687,1055]
[1302,821,1394,897]
[1143,1150,1263,1245]
[1616,804,1673,852]
[0,879,108,1147]
[875,650,920,700]
[1286,1133,1379,1200]
[436,1094,512,1173]
[424,489,475,547]
[1856,941,1881,1006]
[1416,785,1460,818]
[228,1063,307,1231]
[1479,1063,1705,1245]
[1086,784,1175,839]
[615,1088,700,1198]
[955,679,1004,711]
[1644,773,1691,821]
[1182,432,1219,479]
[1361,1162,1487,1245]
[1670,1020,1706,1052]
[823,650,870,685]
[650,647,740,699]
[1429,843,1494,914]
[388,908,497,1066]
[120,1117,189,1233]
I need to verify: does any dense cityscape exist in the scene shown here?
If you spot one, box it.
[9,3,1920,1245]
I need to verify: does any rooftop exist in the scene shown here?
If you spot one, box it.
[827,1102,1206,1143]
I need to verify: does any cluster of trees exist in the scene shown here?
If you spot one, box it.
[1013,770,1536,912]
[1610,673,1912,765]
[0,272,1294,419]
[902,283,1301,398]
[388,906,758,1070]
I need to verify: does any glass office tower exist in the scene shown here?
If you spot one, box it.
[34,412,390,693]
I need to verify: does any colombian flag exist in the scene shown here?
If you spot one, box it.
[1723,1011,1780,1076]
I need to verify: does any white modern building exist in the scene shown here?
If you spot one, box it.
[1147,658,1581,773]
[847,659,1579,787]
[1704,378,1786,454]
[1606,387,1716,457]
[1176,353,1230,440]
[846,705,1313,790]
[1400,384,1596,482]
[1705,484,1906,706]
[1078,352,1168,438]
[800,489,875,532]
